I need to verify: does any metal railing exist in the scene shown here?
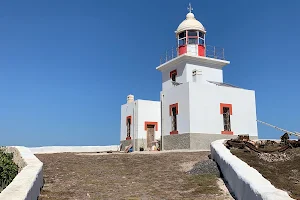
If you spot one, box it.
[159,45,225,65]
[206,45,225,60]
[159,47,177,65]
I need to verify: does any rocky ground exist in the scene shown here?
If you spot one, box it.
[37,151,233,200]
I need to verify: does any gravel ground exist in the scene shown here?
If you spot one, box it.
[37,151,233,200]
[188,159,220,177]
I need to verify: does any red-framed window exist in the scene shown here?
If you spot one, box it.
[220,103,233,135]
[177,30,205,46]
[126,116,132,140]
[169,103,179,135]
[178,31,187,47]
[170,70,177,81]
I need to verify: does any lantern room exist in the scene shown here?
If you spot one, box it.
[176,5,206,57]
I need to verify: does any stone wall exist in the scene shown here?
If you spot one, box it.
[163,133,258,150]
[189,133,250,150]
[163,133,190,150]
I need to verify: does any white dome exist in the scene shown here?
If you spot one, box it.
[176,12,206,34]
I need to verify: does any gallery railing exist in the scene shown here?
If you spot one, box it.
[159,45,225,65]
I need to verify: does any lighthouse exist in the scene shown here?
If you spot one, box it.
[120,4,259,151]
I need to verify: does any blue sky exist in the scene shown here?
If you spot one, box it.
[0,0,299,146]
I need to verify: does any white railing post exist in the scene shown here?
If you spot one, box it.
[214,46,216,58]
[165,50,168,62]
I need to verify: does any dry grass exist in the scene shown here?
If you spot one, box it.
[231,148,300,199]
[37,151,231,200]
[184,174,221,195]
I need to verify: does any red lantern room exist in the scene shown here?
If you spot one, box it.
[176,4,206,57]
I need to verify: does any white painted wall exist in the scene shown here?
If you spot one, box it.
[186,63,223,83]
[189,82,258,136]
[120,102,135,141]
[161,62,186,91]
[120,100,161,142]
[161,83,190,136]
[30,145,120,154]
[136,100,161,140]
[187,44,198,56]
[161,62,223,92]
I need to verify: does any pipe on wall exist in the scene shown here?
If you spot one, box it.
[161,92,164,151]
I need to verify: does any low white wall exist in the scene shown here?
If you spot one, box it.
[210,139,293,200]
[0,146,43,200]
[30,145,120,154]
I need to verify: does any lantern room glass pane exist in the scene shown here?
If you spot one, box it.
[188,38,197,44]
[199,32,204,38]
[188,30,198,36]
[179,32,186,39]
[199,38,204,45]
[179,39,186,46]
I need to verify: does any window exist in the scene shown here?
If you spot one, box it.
[187,30,199,45]
[179,39,186,46]
[171,73,176,81]
[199,38,205,45]
[178,31,187,47]
[169,103,178,134]
[199,32,204,38]
[220,103,233,135]
[126,116,131,140]
[179,31,186,39]
[171,107,177,131]
[188,30,198,36]
[198,31,205,45]
[223,107,231,131]
[178,30,206,47]
[188,38,197,44]
[170,70,177,82]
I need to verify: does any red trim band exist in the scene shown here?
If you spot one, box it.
[169,103,179,116]
[221,131,233,135]
[126,116,132,122]
[170,131,178,135]
[144,121,158,131]
[220,103,232,115]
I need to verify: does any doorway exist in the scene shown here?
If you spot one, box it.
[146,124,155,149]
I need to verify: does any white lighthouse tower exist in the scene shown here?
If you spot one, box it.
[157,4,258,150]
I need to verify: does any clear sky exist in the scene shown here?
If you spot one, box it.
[0,0,299,147]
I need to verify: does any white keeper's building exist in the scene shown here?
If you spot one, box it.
[120,7,258,151]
